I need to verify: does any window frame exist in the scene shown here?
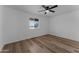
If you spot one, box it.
[29,18,39,29]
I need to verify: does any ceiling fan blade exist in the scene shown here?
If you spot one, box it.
[49,5,58,9]
[42,5,46,8]
[42,5,48,10]
[49,10,55,13]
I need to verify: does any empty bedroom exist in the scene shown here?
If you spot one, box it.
[0,5,79,53]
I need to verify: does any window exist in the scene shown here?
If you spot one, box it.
[29,18,39,29]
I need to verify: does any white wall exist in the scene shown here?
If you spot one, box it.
[49,10,79,41]
[0,6,3,50]
[2,6,49,45]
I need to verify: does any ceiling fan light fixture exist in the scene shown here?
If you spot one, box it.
[39,5,58,15]
[46,10,49,13]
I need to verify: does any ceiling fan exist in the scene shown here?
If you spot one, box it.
[39,5,58,15]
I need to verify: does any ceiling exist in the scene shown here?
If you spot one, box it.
[5,5,79,17]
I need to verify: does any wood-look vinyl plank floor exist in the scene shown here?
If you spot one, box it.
[2,34,79,53]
